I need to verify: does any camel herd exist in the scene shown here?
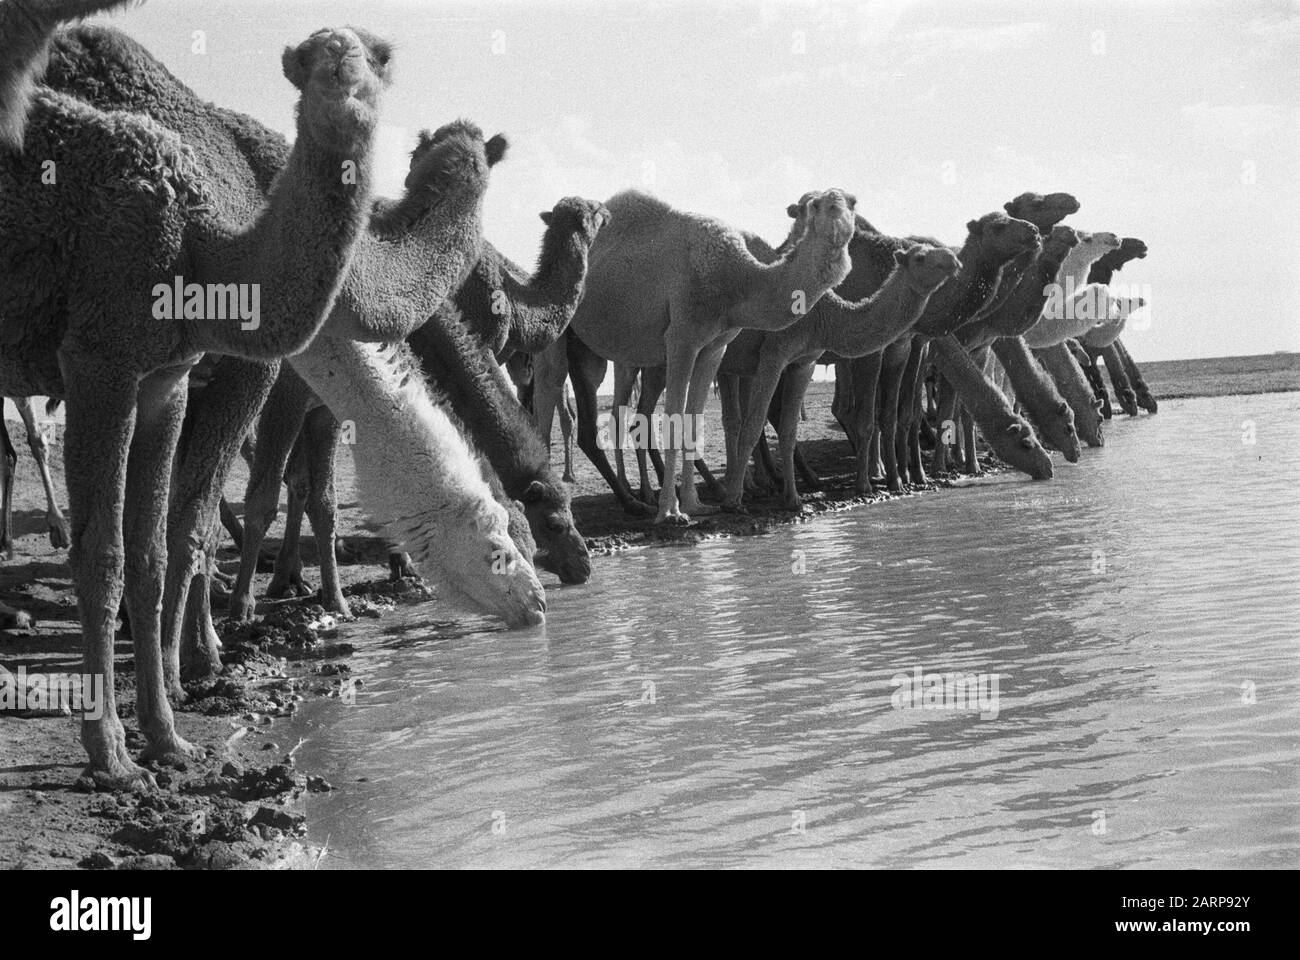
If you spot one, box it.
[0,1,1154,789]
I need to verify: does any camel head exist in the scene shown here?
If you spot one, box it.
[894,242,962,294]
[1044,399,1082,463]
[404,119,502,192]
[540,196,611,244]
[519,478,591,585]
[282,27,392,154]
[1042,225,1080,264]
[966,211,1041,261]
[792,188,857,248]
[1073,230,1122,261]
[1097,237,1148,273]
[997,417,1054,480]
[1003,192,1080,232]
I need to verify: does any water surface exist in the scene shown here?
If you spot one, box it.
[289,392,1300,868]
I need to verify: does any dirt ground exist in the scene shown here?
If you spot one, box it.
[1,356,1294,869]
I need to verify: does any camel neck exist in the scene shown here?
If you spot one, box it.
[816,265,928,357]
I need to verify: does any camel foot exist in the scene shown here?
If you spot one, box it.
[655,508,691,526]
[562,471,576,484]
[0,542,12,562]
[720,499,749,515]
[887,478,904,494]
[622,498,656,518]
[680,501,719,517]
[227,594,257,623]
[387,553,420,581]
[84,748,156,793]
[782,496,802,511]
[141,732,204,767]
[319,591,353,619]
[47,516,71,550]
[266,571,312,599]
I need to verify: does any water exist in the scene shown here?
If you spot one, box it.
[289,393,1300,868]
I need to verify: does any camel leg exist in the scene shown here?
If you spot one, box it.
[559,382,577,481]
[301,405,349,616]
[161,358,280,693]
[876,342,908,493]
[931,375,959,475]
[268,433,312,599]
[566,332,652,515]
[718,372,746,496]
[960,404,980,475]
[776,361,817,510]
[219,497,244,550]
[637,366,667,504]
[530,336,566,454]
[677,340,727,517]
[724,354,789,510]
[0,415,15,561]
[58,352,151,789]
[1101,344,1138,416]
[228,375,312,622]
[1115,339,1157,413]
[754,431,779,491]
[1081,345,1113,418]
[125,366,201,764]
[655,332,701,524]
[898,341,928,486]
[16,396,69,549]
[611,363,636,492]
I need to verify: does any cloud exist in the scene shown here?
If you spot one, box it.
[1180,102,1300,151]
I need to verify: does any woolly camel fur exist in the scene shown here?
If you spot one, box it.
[0,1,394,788]
[40,25,542,687]
[560,188,856,523]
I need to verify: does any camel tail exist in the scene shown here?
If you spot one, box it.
[0,0,137,152]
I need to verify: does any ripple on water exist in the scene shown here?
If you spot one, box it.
[290,393,1300,869]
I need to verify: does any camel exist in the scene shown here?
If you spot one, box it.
[553,188,856,523]
[228,304,592,623]
[830,210,1046,493]
[945,225,1084,458]
[718,237,962,510]
[1021,283,1142,348]
[1078,237,1154,415]
[227,189,603,606]
[0,1,398,788]
[40,25,543,688]
[224,188,607,620]
[456,198,610,356]
[1,396,68,557]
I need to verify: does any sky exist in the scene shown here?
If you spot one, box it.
[97,0,1300,363]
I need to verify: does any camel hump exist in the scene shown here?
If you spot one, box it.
[0,0,136,152]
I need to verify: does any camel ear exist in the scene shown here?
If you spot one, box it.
[787,203,801,218]
[486,134,509,167]
[845,193,858,210]
[539,211,553,226]
[1057,401,1069,414]
[893,249,908,266]
[522,480,547,503]
[1003,201,1015,214]
[1004,423,1019,435]
[281,44,311,90]
[1093,397,1105,410]
[967,219,982,236]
